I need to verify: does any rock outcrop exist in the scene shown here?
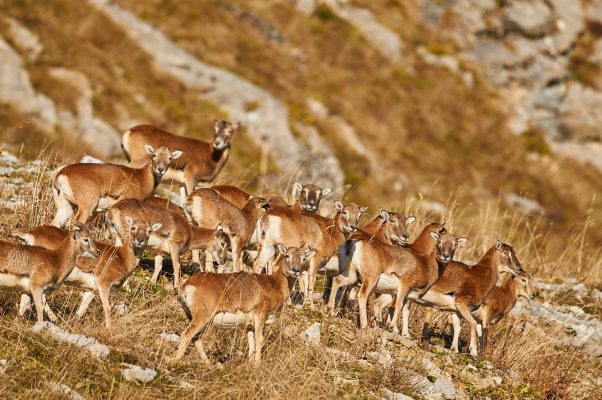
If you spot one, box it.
[88,0,344,192]
[419,0,602,174]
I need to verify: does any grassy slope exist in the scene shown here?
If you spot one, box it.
[0,161,599,399]
[0,0,263,181]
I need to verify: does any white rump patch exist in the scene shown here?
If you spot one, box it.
[213,311,253,328]
[0,273,31,293]
[374,274,399,294]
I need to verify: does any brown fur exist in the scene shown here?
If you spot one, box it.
[327,209,416,313]
[414,242,525,355]
[109,198,226,286]
[52,146,181,227]
[20,220,158,328]
[255,201,366,305]
[123,121,239,193]
[0,223,99,323]
[174,245,314,365]
[211,185,252,209]
[353,223,451,332]
[185,188,267,272]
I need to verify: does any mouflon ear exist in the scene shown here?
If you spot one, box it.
[430,231,440,240]
[334,201,344,211]
[144,144,155,155]
[305,249,317,259]
[380,209,390,220]
[171,150,183,159]
[406,216,416,225]
[360,206,368,213]
[293,182,303,194]
[456,237,468,246]
[125,216,134,227]
[321,187,332,197]
[151,223,162,232]
[495,240,503,250]
[277,243,288,255]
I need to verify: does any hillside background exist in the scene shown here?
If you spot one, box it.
[0,1,601,398]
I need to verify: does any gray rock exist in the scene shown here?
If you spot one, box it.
[293,123,344,194]
[121,363,157,383]
[158,332,180,343]
[0,152,19,165]
[550,141,602,175]
[492,376,503,385]
[48,67,121,157]
[504,1,554,37]
[324,346,353,360]
[533,84,567,112]
[334,376,359,386]
[80,155,104,164]
[179,381,194,390]
[32,321,109,357]
[52,383,85,400]
[325,0,403,61]
[512,298,602,357]
[591,289,602,303]
[416,358,456,399]
[0,166,16,176]
[381,387,415,400]
[112,303,128,316]
[417,47,460,73]
[549,0,585,53]
[558,83,602,141]
[505,193,544,216]
[0,36,57,132]
[88,0,328,186]
[418,200,444,215]
[301,322,321,345]
[295,0,316,15]
[5,18,43,61]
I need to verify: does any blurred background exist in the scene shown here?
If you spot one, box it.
[0,0,600,280]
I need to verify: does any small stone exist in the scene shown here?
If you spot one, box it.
[0,359,6,366]
[121,363,157,383]
[113,303,128,316]
[381,387,415,400]
[0,152,18,164]
[324,347,352,360]
[0,167,16,176]
[467,363,478,372]
[301,322,321,345]
[492,376,503,385]
[377,348,393,367]
[158,332,180,343]
[80,155,104,164]
[52,383,85,400]
[334,376,359,386]
[179,381,194,390]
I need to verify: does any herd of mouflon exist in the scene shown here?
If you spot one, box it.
[0,119,536,366]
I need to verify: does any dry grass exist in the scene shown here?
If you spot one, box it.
[0,153,599,399]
